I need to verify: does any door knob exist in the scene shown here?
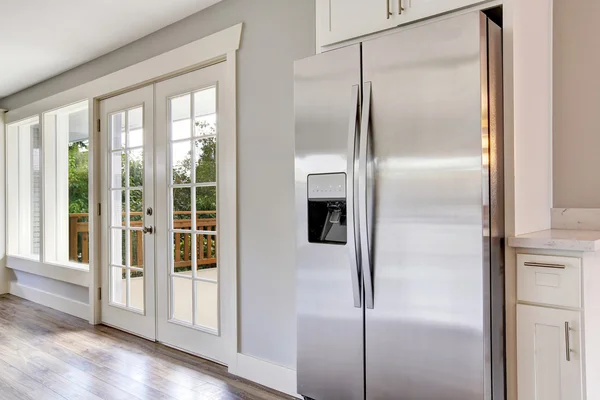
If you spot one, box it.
[143,226,154,234]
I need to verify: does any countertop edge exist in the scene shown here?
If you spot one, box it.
[507,230,600,252]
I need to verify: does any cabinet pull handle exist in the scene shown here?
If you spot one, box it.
[398,0,405,14]
[387,0,392,19]
[565,322,572,361]
[523,261,566,269]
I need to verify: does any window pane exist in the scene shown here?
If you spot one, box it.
[6,117,41,260]
[171,95,191,140]
[172,141,192,184]
[194,138,216,183]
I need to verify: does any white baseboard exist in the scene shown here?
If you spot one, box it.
[9,282,89,320]
[230,353,300,398]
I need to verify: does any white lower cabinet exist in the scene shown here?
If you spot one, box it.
[517,304,582,400]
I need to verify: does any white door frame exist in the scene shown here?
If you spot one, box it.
[89,26,239,367]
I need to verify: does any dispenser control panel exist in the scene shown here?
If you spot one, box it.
[307,173,346,200]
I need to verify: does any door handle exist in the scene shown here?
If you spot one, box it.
[565,322,573,361]
[359,81,374,310]
[398,0,405,14]
[347,84,362,308]
[143,226,154,235]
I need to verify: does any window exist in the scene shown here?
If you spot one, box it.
[7,117,42,260]
[43,101,90,267]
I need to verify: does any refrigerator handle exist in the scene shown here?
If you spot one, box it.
[347,84,362,308]
[359,81,375,309]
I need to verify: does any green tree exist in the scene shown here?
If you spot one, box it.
[68,141,89,214]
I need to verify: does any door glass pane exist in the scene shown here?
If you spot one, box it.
[172,141,192,184]
[196,187,216,231]
[129,190,143,223]
[171,94,191,140]
[111,267,127,306]
[194,87,216,137]
[194,138,216,183]
[172,277,192,324]
[110,112,126,150]
[127,107,143,148]
[195,280,218,330]
[197,234,217,272]
[110,229,127,266]
[173,232,193,274]
[108,105,145,312]
[110,151,126,189]
[130,270,144,311]
[130,231,144,269]
[128,148,144,188]
[109,190,126,226]
[173,188,192,228]
[169,86,218,333]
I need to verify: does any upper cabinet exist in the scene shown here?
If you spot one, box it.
[317,0,490,48]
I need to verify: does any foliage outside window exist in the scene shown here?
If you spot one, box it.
[44,101,90,267]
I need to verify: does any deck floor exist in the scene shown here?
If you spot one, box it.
[0,294,293,400]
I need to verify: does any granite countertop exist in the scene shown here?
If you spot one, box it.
[508,229,600,252]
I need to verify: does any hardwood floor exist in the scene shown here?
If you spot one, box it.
[0,294,294,400]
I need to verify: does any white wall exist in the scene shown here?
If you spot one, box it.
[0,0,315,370]
[553,0,600,208]
[9,270,89,304]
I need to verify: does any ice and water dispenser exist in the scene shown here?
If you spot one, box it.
[307,173,347,244]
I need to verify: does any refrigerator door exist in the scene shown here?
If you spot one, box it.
[294,44,364,400]
[362,12,501,400]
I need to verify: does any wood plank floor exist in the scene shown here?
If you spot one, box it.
[0,294,294,400]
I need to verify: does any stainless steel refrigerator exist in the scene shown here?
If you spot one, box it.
[294,11,505,400]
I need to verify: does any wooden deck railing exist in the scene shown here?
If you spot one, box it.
[69,211,217,268]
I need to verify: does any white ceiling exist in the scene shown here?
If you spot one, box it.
[0,0,222,99]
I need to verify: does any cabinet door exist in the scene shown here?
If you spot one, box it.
[317,0,400,46]
[406,0,487,23]
[517,305,582,400]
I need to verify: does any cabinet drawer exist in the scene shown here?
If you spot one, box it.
[517,254,581,308]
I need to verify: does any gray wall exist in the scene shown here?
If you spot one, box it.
[553,0,600,208]
[0,0,315,369]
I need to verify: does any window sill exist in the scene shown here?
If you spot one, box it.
[6,255,90,287]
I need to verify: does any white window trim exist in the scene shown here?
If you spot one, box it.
[3,22,242,368]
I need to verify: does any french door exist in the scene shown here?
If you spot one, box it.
[100,86,156,339]
[100,63,231,364]
[155,63,230,364]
